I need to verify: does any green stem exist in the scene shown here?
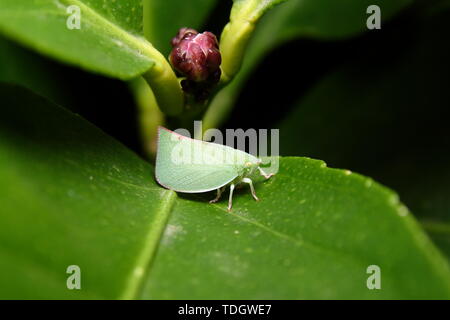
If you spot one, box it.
[202,83,236,132]
[129,78,164,160]
[142,0,184,117]
[220,0,286,83]
[220,18,255,83]
[166,97,209,139]
[142,60,184,117]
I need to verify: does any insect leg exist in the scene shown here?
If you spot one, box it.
[209,187,224,203]
[227,183,235,212]
[242,177,259,201]
[258,167,274,179]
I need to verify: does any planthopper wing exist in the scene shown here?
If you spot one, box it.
[155,127,256,193]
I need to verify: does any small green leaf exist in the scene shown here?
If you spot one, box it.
[0,83,175,299]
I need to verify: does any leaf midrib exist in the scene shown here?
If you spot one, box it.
[120,189,177,300]
[64,0,160,60]
[0,0,163,76]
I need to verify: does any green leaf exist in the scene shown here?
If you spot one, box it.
[205,0,413,128]
[140,166,450,298]
[0,0,163,79]
[2,83,449,299]
[143,0,219,56]
[0,83,176,299]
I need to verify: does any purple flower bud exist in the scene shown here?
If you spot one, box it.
[169,28,221,84]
